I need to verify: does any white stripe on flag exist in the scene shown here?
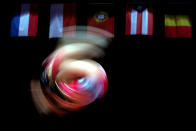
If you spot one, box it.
[18,4,30,36]
[131,9,137,35]
[49,4,64,38]
[142,8,148,35]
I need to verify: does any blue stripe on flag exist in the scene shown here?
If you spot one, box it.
[10,13,20,37]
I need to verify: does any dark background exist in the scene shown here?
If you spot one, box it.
[2,0,193,130]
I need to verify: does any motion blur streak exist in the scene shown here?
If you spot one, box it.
[31,26,111,116]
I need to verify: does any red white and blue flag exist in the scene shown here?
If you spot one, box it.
[49,3,77,38]
[125,6,153,35]
[10,4,38,37]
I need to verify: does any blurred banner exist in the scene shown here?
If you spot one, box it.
[165,15,192,38]
[49,3,77,38]
[87,3,114,37]
[125,5,153,35]
[10,3,38,37]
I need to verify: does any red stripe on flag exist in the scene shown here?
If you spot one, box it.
[176,26,192,38]
[125,7,131,35]
[106,17,115,34]
[165,26,177,38]
[63,3,77,35]
[148,7,153,35]
[28,4,38,36]
[137,13,142,35]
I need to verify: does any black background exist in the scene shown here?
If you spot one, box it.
[2,0,193,130]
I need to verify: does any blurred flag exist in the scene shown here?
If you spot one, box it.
[87,3,114,37]
[10,4,38,37]
[125,5,153,35]
[176,15,192,38]
[165,15,192,38]
[49,3,76,38]
[165,15,177,38]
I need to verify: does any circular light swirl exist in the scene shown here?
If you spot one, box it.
[31,26,112,116]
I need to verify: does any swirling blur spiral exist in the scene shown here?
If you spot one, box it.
[30,26,112,116]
